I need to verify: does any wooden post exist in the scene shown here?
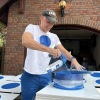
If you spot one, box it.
[0,47,5,74]
[18,0,25,14]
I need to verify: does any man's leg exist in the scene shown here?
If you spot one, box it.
[21,71,40,100]
[39,72,52,90]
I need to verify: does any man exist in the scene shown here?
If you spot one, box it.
[21,9,84,100]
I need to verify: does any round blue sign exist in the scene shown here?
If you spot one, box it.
[91,72,100,77]
[95,79,100,84]
[0,76,4,79]
[1,83,20,89]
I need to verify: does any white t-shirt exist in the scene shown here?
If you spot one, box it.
[24,24,61,74]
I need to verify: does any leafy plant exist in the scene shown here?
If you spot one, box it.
[0,22,6,48]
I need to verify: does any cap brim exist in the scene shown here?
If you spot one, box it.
[46,16,57,24]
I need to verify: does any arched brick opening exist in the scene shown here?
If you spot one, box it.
[51,18,100,71]
[57,17,100,33]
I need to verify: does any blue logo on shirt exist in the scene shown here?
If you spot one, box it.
[40,35,51,47]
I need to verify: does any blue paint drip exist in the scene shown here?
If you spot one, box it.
[54,70,83,80]
[0,76,4,79]
[60,53,67,64]
[1,83,20,89]
[53,69,85,90]
[53,83,84,90]
[91,72,100,77]
[95,79,100,84]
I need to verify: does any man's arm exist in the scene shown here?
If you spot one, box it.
[57,44,85,71]
[22,32,61,58]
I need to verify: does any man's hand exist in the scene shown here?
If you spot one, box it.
[71,59,85,71]
[49,48,61,58]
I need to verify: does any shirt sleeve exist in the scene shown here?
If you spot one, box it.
[54,34,61,46]
[24,24,34,35]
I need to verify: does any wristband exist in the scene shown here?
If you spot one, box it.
[70,56,76,62]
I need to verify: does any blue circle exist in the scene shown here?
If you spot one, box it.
[0,76,4,79]
[91,72,100,77]
[95,79,100,84]
[1,83,20,89]
[40,35,51,47]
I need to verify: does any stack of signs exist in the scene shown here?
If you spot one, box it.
[84,71,100,87]
[0,74,21,100]
[36,71,100,100]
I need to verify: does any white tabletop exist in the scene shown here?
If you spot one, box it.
[0,75,15,82]
[96,88,100,93]
[0,93,20,100]
[7,74,22,82]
